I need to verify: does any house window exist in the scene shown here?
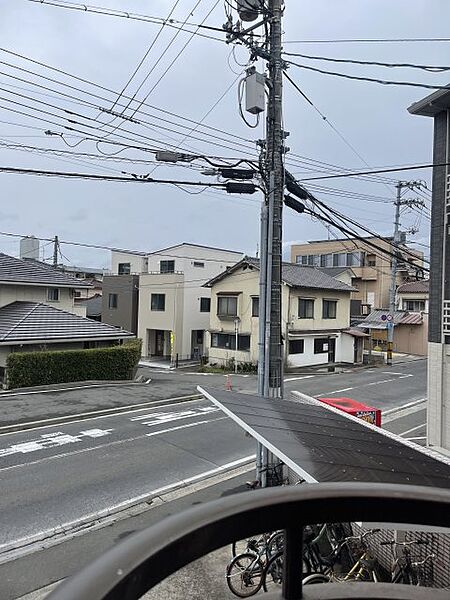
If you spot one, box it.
[308,255,320,267]
[210,333,250,351]
[314,338,329,354]
[160,260,175,274]
[320,254,333,267]
[367,254,376,267]
[333,253,347,267]
[193,261,205,268]
[151,293,165,311]
[47,288,60,302]
[118,262,131,275]
[252,297,259,317]
[200,297,211,312]
[289,339,304,355]
[323,299,337,319]
[296,255,308,265]
[73,290,82,298]
[298,298,314,319]
[347,251,364,267]
[217,295,237,317]
[108,293,118,309]
[404,300,426,312]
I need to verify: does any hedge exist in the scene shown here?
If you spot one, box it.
[6,339,142,389]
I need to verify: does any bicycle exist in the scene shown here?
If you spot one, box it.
[303,529,382,585]
[226,530,285,597]
[381,538,434,586]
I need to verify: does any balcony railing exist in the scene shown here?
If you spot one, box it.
[47,483,449,600]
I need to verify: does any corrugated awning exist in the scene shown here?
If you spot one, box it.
[198,386,450,489]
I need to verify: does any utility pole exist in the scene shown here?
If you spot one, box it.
[387,181,426,365]
[53,235,59,267]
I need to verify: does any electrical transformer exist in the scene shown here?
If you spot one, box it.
[236,0,263,22]
[245,67,265,114]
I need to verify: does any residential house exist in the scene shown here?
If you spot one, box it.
[58,265,104,299]
[107,243,243,359]
[0,253,91,317]
[291,237,423,312]
[204,257,363,369]
[397,279,429,313]
[75,293,102,321]
[102,275,140,334]
[0,302,134,372]
[357,309,427,356]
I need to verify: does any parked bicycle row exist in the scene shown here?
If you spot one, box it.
[226,522,435,597]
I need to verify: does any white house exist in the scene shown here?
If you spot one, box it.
[110,243,243,360]
[204,257,363,369]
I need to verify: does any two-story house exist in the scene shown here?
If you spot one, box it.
[103,243,243,360]
[291,237,423,312]
[204,257,362,369]
[0,253,133,372]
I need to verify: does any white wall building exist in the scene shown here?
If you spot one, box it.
[111,243,242,360]
[205,257,362,369]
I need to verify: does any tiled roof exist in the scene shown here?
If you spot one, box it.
[0,254,92,287]
[0,301,133,344]
[205,257,355,292]
[358,309,423,328]
[397,280,429,294]
[317,267,355,277]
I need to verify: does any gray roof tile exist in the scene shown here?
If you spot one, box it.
[0,254,92,287]
[205,257,355,292]
[0,301,133,344]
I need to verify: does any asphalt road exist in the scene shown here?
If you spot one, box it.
[0,398,254,552]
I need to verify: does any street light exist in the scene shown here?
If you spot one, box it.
[234,317,240,374]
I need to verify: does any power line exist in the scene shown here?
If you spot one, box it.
[283,38,450,45]
[299,163,448,181]
[287,60,450,91]
[283,52,450,72]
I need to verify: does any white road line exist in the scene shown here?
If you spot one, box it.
[398,374,414,379]
[366,378,397,386]
[383,398,426,416]
[0,397,205,438]
[316,387,353,396]
[146,417,227,437]
[399,423,426,437]
[0,454,256,556]
[382,372,404,375]
[284,375,315,382]
[405,436,427,441]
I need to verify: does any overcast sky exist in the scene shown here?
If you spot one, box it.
[0,0,447,268]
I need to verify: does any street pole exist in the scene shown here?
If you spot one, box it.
[264,0,284,399]
[234,317,239,374]
[53,235,59,267]
[387,184,401,366]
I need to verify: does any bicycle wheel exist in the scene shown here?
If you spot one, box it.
[303,573,331,585]
[226,552,264,598]
[262,551,311,592]
[232,539,253,558]
[267,531,284,557]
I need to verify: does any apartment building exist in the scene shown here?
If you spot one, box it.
[106,243,242,360]
[205,257,364,369]
[291,237,423,311]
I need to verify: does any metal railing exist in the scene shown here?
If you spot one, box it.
[47,483,450,600]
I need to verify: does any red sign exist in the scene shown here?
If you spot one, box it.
[319,397,381,427]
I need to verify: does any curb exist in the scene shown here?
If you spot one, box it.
[0,456,255,566]
[0,378,151,397]
[0,394,203,435]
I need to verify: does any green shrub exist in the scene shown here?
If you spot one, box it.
[6,339,142,389]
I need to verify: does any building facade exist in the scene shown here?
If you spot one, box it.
[291,238,423,312]
[102,275,140,334]
[205,257,362,369]
[108,243,242,359]
[409,89,450,452]
[397,280,429,313]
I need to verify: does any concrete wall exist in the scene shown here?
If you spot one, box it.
[102,275,139,333]
[111,251,148,275]
[394,317,428,356]
[0,284,86,317]
[428,342,450,450]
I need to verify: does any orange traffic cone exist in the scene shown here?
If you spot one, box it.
[226,374,232,391]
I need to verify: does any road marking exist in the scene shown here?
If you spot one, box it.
[405,436,427,441]
[383,398,426,416]
[0,396,204,438]
[284,375,315,382]
[382,372,404,375]
[0,454,256,559]
[399,423,426,437]
[316,387,353,396]
[130,406,219,423]
[0,381,151,398]
[146,417,227,437]
[366,378,397,386]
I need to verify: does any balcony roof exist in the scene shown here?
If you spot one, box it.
[198,386,450,489]
[408,86,450,117]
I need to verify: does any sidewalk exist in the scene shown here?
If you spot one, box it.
[11,470,253,600]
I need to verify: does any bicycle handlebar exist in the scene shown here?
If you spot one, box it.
[380,539,429,547]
